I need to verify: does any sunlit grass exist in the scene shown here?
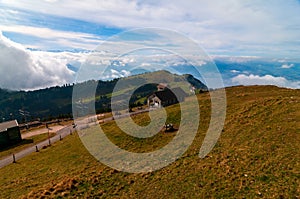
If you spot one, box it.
[0,85,299,198]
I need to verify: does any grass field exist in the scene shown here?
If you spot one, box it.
[0,85,299,198]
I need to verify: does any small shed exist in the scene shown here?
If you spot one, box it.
[147,87,187,108]
[0,120,22,148]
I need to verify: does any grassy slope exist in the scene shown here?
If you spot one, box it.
[0,133,56,158]
[0,85,299,198]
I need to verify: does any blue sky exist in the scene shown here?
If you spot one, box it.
[0,0,299,90]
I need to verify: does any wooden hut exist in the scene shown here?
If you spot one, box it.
[0,120,22,148]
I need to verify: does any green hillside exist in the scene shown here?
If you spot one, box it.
[0,85,299,198]
[0,71,206,122]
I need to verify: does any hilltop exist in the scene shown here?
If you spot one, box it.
[0,85,299,198]
[0,70,207,122]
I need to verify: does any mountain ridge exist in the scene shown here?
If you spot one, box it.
[0,70,207,122]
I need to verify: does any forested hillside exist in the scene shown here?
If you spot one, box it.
[0,71,207,122]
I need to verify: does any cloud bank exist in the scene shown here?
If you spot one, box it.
[0,32,77,90]
[1,0,300,58]
[232,74,300,89]
[281,64,294,69]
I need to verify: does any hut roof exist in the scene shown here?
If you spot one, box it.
[0,120,19,132]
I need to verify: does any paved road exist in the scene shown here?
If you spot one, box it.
[0,125,75,169]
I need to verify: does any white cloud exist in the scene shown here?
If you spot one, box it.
[1,0,300,57]
[141,63,151,67]
[0,25,102,50]
[276,59,287,63]
[0,32,85,90]
[230,70,240,73]
[231,74,300,89]
[281,63,294,69]
[213,55,260,62]
[109,69,131,79]
[44,0,58,2]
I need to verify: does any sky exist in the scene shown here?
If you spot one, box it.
[0,0,300,90]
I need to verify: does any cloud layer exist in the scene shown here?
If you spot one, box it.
[1,0,300,58]
[0,32,77,90]
[232,74,300,89]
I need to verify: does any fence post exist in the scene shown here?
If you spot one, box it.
[36,145,39,152]
[60,135,62,141]
[13,154,16,163]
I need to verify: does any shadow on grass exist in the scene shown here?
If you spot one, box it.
[164,127,178,133]
[0,139,34,152]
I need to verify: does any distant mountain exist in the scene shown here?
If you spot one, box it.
[183,74,208,91]
[0,70,207,123]
[129,68,150,76]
